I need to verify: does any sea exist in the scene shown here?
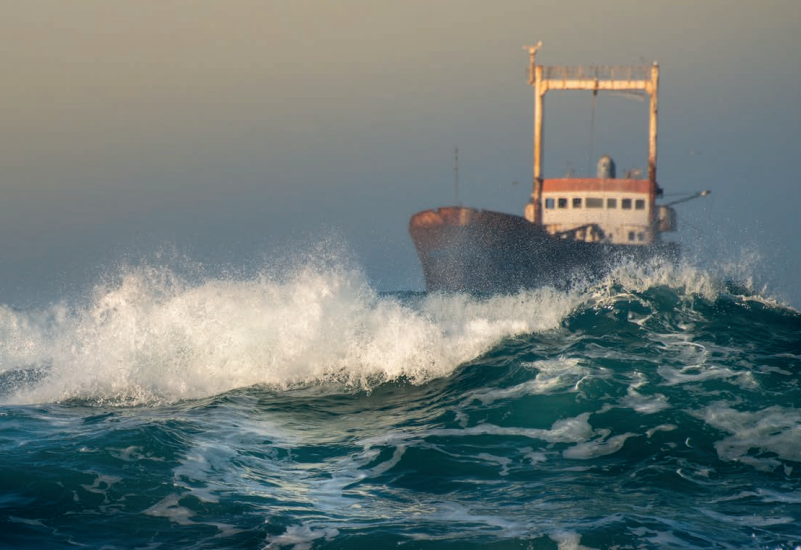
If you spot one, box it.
[0,255,799,550]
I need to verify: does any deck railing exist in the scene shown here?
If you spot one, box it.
[541,65,653,83]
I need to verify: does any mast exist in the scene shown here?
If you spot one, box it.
[647,62,659,186]
[454,147,460,205]
[523,43,660,224]
[524,42,544,225]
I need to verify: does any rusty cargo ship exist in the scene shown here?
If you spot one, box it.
[409,43,688,293]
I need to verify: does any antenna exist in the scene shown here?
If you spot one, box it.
[522,41,543,84]
[454,147,460,205]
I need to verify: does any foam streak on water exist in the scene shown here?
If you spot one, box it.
[0,258,799,549]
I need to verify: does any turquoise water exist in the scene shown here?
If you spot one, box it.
[1,259,799,549]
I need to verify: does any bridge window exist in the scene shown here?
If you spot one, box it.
[621,198,632,210]
[635,199,646,210]
[572,198,582,208]
[545,198,555,209]
[586,198,603,208]
[607,198,617,209]
[558,198,568,208]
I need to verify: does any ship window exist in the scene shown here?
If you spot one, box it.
[572,197,582,208]
[635,199,646,210]
[545,198,555,209]
[628,231,635,241]
[586,198,603,208]
[621,198,632,210]
[638,232,645,241]
[607,198,617,209]
[558,198,568,208]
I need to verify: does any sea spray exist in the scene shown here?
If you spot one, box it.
[0,259,579,406]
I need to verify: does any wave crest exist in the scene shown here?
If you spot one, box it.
[0,253,794,406]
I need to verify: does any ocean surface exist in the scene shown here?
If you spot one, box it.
[1,257,799,549]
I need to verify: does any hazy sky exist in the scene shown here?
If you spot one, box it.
[1,1,800,306]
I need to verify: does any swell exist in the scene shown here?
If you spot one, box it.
[1,282,799,550]
[0,256,797,407]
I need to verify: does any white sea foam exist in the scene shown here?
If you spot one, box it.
[657,364,757,388]
[476,453,512,476]
[694,404,801,471]
[551,531,598,550]
[0,250,789,406]
[522,447,548,465]
[462,357,590,407]
[588,257,724,304]
[621,388,671,414]
[264,525,340,550]
[143,493,197,526]
[562,431,637,459]
[0,258,580,405]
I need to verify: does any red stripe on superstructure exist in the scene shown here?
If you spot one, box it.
[542,178,651,194]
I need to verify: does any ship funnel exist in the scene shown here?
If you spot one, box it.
[597,155,616,178]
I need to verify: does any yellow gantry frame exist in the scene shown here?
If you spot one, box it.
[524,42,659,224]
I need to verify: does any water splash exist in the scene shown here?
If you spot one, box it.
[0,252,792,407]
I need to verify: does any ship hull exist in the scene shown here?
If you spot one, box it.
[409,206,678,293]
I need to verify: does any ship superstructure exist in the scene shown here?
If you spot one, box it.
[408,44,699,293]
[523,42,675,245]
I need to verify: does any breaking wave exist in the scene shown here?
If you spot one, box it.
[0,251,793,407]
